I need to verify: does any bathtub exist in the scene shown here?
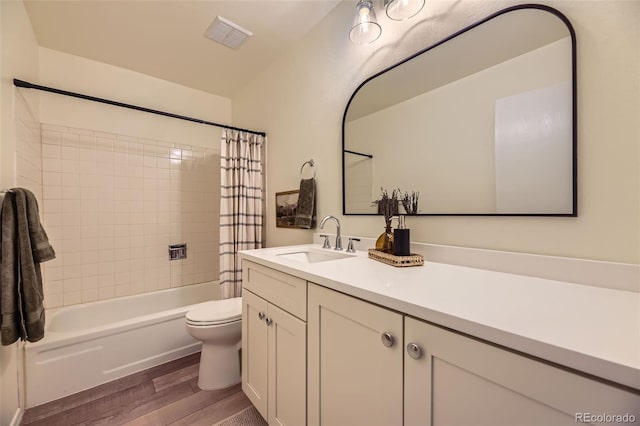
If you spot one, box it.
[24,281,220,408]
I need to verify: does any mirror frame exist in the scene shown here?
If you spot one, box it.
[342,4,577,217]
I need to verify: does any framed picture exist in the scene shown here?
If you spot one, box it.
[276,190,300,228]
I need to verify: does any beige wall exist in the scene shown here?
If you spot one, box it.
[232,0,640,264]
[1,1,40,423]
[38,47,230,149]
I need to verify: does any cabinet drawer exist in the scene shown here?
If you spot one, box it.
[243,260,307,320]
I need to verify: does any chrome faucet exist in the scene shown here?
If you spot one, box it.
[319,215,342,251]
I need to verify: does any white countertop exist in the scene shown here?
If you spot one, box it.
[240,244,640,390]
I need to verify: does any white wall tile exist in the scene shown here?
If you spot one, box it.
[46,294,63,309]
[60,159,79,173]
[60,146,79,160]
[42,158,61,172]
[40,125,220,306]
[60,133,79,147]
[82,288,99,303]
[63,292,82,305]
[82,276,100,289]
[63,277,82,292]
[42,130,61,145]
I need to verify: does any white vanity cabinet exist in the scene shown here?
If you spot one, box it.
[240,248,640,426]
[404,317,640,426]
[307,283,640,426]
[308,283,404,426]
[241,261,307,426]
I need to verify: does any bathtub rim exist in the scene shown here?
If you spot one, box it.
[29,281,219,350]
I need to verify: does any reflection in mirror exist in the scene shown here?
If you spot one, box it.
[343,5,576,216]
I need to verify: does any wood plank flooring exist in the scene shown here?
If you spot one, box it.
[21,353,253,426]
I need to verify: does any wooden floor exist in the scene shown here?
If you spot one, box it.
[21,353,253,426]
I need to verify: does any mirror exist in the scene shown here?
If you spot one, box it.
[343,5,576,216]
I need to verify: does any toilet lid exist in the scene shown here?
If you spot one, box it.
[186,297,242,324]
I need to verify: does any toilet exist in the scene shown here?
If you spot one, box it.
[185,297,242,390]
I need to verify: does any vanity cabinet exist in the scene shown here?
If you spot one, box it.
[404,317,639,426]
[307,283,639,426]
[308,283,404,426]
[241,257,639,426]
[242,261,307,426]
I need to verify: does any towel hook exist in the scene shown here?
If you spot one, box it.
[300,159,316,179]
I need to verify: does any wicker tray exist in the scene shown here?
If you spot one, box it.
[368,249,424,267]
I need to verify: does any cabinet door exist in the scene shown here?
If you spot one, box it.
[242,289,269,419]
[404,317,640,426]
[308,283,403,426]
[268,303,307,426]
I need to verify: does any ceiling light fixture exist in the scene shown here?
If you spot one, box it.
[384,0,425,20]
[349,0,425,45]
[349,0,382,45]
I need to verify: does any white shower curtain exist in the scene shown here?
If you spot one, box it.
[219,129,264,298]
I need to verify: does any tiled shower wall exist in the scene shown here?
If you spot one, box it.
[40,124,220,308]
[15,91,43,200]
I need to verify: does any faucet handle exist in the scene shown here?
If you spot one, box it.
[319,234,331,249]
[346,238,360,253]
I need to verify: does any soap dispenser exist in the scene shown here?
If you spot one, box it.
[393,215,411,256]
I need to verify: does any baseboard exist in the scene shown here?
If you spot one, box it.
[9,407,23,426]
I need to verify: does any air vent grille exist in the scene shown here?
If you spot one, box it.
[204,16,253,49]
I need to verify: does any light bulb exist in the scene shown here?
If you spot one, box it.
[350,0,382,44]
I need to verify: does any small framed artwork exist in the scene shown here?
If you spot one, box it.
[276,190,300,228]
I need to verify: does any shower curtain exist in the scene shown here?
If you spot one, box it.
[219,129,265,298]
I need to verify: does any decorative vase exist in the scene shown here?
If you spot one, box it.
[375,225,394,253]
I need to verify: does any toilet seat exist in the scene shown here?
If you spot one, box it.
[186,298,242,327]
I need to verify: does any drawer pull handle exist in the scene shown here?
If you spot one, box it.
[258,312,265,320]
[381,332,395,348]
[407,343,422,360]
[265,318,273,326]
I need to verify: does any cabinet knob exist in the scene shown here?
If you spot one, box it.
[406,343,423,360]
[258,312,265,320]
[265,317,273,326]
[381,332,395,348]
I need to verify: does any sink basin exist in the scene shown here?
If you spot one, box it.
[276,248,354,264]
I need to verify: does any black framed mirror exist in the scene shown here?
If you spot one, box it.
[342,4,576,216]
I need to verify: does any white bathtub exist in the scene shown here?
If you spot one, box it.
[24,281,220,408]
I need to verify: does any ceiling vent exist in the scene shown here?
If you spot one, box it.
[204,16,253,50]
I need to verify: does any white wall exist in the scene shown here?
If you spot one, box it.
[38,47,230,149]
[0,1,40,423]
[232,0,640,264]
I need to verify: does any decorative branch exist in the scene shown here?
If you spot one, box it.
[373,188,399,227]
[400,190,419,215]
[373,188,419,220]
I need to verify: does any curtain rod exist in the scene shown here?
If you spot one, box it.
[13,79,266,137]
[344,149,373,159]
